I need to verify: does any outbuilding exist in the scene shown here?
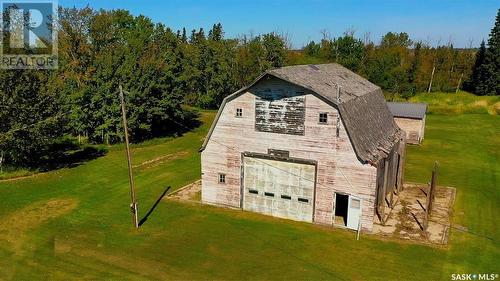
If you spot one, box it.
[387,102,427,144]
[200,64,406,232]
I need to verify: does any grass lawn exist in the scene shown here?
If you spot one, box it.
[0,107,498,280]
[389,91,500,115]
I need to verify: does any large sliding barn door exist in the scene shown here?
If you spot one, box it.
[242,156,315,222]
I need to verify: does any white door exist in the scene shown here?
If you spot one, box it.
[242,156,315,222]
[347,196,362,230]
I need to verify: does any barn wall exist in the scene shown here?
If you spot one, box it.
[394,117,424,144]
[201,77,378,231]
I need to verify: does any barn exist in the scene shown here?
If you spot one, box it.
[387,102,427,144]
[200,63,406,232]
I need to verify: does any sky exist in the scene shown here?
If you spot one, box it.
[58,0,498,49]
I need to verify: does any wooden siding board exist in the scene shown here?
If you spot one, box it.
[394,117,424,144]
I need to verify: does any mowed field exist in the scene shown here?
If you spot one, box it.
[0,98,499,280]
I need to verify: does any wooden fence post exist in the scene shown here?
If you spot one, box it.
[428,161,438,214]
[423,161,438,231]
[423,182,430,231]
[381,159,389,224]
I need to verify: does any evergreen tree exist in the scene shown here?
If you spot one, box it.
[470,41,487,94]
[470,9,499,95]
[208,23,223,41]
[484,8,499,95]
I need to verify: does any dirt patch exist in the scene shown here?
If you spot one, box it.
[167,180,201,202]
[133,151,189,170]
[0,198,78,254]
[489,101,500,115]
[372,183,455,245]
[0,171,46,182]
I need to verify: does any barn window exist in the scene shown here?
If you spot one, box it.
[249,189,258,194]
[264,192,274,197]
[236,108,243,117]
[218,173,226,184]
[319,113,328,124]
[281,195,291,200]
[298,197,309,203]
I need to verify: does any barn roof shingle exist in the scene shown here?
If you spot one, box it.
[387,102,427,119]
[200,63,404,165]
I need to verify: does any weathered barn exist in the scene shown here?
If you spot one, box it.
[200,63,406,232]
[387,102,427,144]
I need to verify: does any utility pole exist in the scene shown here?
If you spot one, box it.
[119,85,138,228]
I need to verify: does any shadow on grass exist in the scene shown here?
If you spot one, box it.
[41,142,108,171]
[139,186,171,227]
[131,110,202,143]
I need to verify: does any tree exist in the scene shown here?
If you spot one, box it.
[208,23,223,41]
[380,32,412,48]
[0,70,65,167]
[469,9,500,95]
[262,33,287,68]
[483,8,500,95]
[333,34,365,72]
[304,41,320,57]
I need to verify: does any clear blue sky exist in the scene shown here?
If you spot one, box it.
[59,0,498,48]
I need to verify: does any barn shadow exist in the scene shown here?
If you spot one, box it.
[139,186,171,227]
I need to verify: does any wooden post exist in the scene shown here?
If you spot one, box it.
[119,85,139,229]
[380,158,389,224]
[398,141,406,193]
[423,161,438,231]
[423,182,430,231]
[428,161,438,214]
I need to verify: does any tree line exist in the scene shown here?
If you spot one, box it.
[0,6,498,168]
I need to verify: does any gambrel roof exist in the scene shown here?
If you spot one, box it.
[200,63,404,165]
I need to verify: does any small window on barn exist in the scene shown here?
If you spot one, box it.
[264,192,274,197]
[218,173,226,184]
[236,108,242,117]
[249,189,258,194]
[319,113,328,124]
[281,195,291,200]
[298,197,309,203]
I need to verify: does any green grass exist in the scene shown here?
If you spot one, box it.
[0,107,498,280]
[0,166,36,180]
[389,91,500,115]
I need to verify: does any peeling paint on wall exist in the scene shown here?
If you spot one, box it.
[255,88,306,135]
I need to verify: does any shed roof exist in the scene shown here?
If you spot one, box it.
[387,102,427,119]
[200,63,404,164]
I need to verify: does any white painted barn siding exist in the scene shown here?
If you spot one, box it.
[201,78,378,231]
